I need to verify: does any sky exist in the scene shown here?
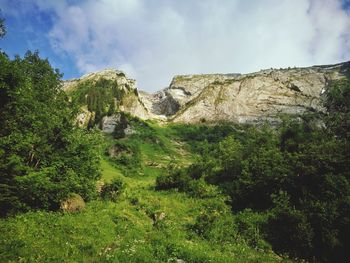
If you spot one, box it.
[1,0,350,92]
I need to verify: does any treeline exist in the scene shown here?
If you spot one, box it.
[156,79,350,262]
[0,51,102,216]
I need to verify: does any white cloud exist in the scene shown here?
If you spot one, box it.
[34,0,350,91]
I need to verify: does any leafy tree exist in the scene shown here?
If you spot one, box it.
[156,103,350,261]
[113,112,128,138]
[0,51,101,216]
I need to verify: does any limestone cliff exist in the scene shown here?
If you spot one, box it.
[65,62,350,128]
[141,62,350,124]
[63,69,150,130]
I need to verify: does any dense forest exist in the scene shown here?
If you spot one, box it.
[1,17,350,262]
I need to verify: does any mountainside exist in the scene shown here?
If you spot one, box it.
[142,61,350,124]
[64,62,350,129]
[2,51,350,263]
[63,69,150,131]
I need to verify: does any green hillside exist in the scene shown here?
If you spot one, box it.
[0,122,284,262]
[1,49,350,263]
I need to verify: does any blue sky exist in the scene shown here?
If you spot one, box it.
[1,0,350,92]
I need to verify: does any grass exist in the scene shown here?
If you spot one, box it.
[100,158,124,182]
[0,123,287,262]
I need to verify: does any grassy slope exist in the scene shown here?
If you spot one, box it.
[0,123,284,263]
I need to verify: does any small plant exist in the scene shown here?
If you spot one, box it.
[100,178,125,201]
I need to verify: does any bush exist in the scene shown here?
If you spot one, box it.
[187,178,221,198]
[155,167,190,191]
[100,178,125,202]
[108,141,141,176]
[162,104,350,262]
[234,209,270,250]
[0,51,102,216]
[190,199,237,242]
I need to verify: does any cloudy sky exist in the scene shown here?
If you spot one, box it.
[1,0,350,92]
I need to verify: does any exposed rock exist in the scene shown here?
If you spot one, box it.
[146,161,165,168]
[140,61,349,124]
[101,115,120,133]
[65,61,350,125]
[152,211,166,224]
[96,181,105,193]
[63,68,151,125]
[76,107,93,127]
[101,113,136,136]
[60,194,85,213]
[124,124,136,135]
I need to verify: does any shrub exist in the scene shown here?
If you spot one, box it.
[187,178,220,198]
[234,209,270,250]
[155,167,190,191]
[0,51,101,216]
[108,141,141,176]
[100,178,125,201]
[190,199,237,242]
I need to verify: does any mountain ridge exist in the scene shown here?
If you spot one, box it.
[63,61,350,128]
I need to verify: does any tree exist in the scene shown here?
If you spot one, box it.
[0,51,101,216]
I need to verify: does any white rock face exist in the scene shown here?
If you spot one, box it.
[140,62,349,124]
[101,115,120,133]
[65,61,350,126]
[76,107,93,127]
[63,68,151,124]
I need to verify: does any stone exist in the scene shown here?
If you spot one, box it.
[60,194,85,213]
[64,61,350,125]
[63,68,151,125]
[140,61,349,124]
[152,211,166,224]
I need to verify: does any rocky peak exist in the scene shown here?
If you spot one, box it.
[63,69,136,93]
[140,61,349,124]
[63,68,150,129]
[65,61,350,128]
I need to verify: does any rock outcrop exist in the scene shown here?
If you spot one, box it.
[141,62,350,124]
[65,62,350,127]
[60,194,85,213]
[63,69,150,130]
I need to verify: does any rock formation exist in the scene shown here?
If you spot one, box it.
[63,69,150,131]
[64,62,350,127]
[141,62,349,124]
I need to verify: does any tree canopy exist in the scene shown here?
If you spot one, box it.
[156,78,350,262]
[0,51,101,216]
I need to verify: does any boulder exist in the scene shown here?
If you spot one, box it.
[60,194,85,213]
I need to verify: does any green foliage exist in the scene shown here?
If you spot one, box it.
[156,164,221,198]
[156,166,191,191]
[267,192,314,259]
[0,180,283,263]
[155,82,350,262]
[324,79,350,168]
[71,78,125,127]
[234,209,271,250]
[168,123,239,154]
[100,178,125,201]
[190,198,237,243]
[113,112,128,138]
[0,51,102,216]
[108,140,142,176]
